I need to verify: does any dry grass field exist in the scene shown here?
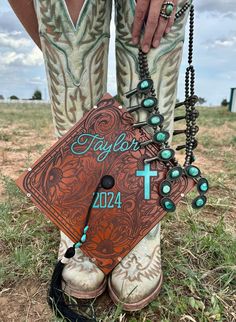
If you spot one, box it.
[0,102,235,322]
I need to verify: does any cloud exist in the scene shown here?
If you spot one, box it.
[0,51,23,65]
[196,0,236,13]
[213,36,236,48]
[27,76,46,85]
[22,46,43,66]
[203,35,236,49]
[0,32,31,49]
[0,46,43,67]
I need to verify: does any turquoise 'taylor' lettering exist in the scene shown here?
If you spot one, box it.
[71,132,140,162]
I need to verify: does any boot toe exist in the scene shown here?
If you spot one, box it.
[108,270,163,311]
[59,233,107,299]
[62,254,107,299]
[108,224,162,311]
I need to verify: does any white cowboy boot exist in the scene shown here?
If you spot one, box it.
[108,0,192,310]
[58,233,107,298]
[108,224,163,311]
[33,0,112,298]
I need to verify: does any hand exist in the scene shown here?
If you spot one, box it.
[132,0,178,53]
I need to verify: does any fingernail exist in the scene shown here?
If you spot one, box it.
[132,37,139,45]
[142,45,149,53]
[153,40,159,48]
[166,27,171,33]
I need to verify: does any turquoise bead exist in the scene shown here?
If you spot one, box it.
[161,197,176,212]
[161,149,172,160]
[171,170,180,178]
[166,4,174,15]
[150,116,160,125]
[140,80,149,89]
[192,195,207,209]
[163,185,171,194]
[188,167,199,177]
[75,242,82,248]
[155,132,167,142]
[164,200,174,210]
[196,198,204,207]
[167,167,183,181]
[143,99,154,107]
[200,183,208,192]
[81,234,87,243]
[83,225,89,233]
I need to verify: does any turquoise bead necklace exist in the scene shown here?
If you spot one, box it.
[126,4,209,213]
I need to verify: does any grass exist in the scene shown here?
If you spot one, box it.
[0,176,58,286]
[0,103,235,322]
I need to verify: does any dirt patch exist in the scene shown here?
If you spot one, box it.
[0,280,52,322]
[0,125,56,199]
[201,122,236,137]
[0,280,120,322]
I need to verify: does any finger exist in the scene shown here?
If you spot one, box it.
[132,0,150,45]
[152,16,168,48]
[141,0,162,53]
[165,4,177,34]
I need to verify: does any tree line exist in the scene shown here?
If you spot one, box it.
[0,93,230,106]
[0,90,42,101]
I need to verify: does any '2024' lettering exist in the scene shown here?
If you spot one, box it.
[92,192,122,209]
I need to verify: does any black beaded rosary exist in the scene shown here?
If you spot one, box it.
[125,4,209,212]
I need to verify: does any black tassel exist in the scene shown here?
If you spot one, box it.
[48,247,96,322]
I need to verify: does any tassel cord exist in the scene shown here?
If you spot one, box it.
[48,183,102,321]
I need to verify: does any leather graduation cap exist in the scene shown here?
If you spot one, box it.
[16,93,197,274]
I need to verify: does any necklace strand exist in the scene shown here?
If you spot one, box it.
[126,3,209,212]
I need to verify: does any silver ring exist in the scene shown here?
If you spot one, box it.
[160,1,175,19]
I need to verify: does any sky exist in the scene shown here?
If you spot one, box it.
[0,0,235,105]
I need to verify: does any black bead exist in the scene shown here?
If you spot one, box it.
[65,247,75,259]
[101,175,115,189]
